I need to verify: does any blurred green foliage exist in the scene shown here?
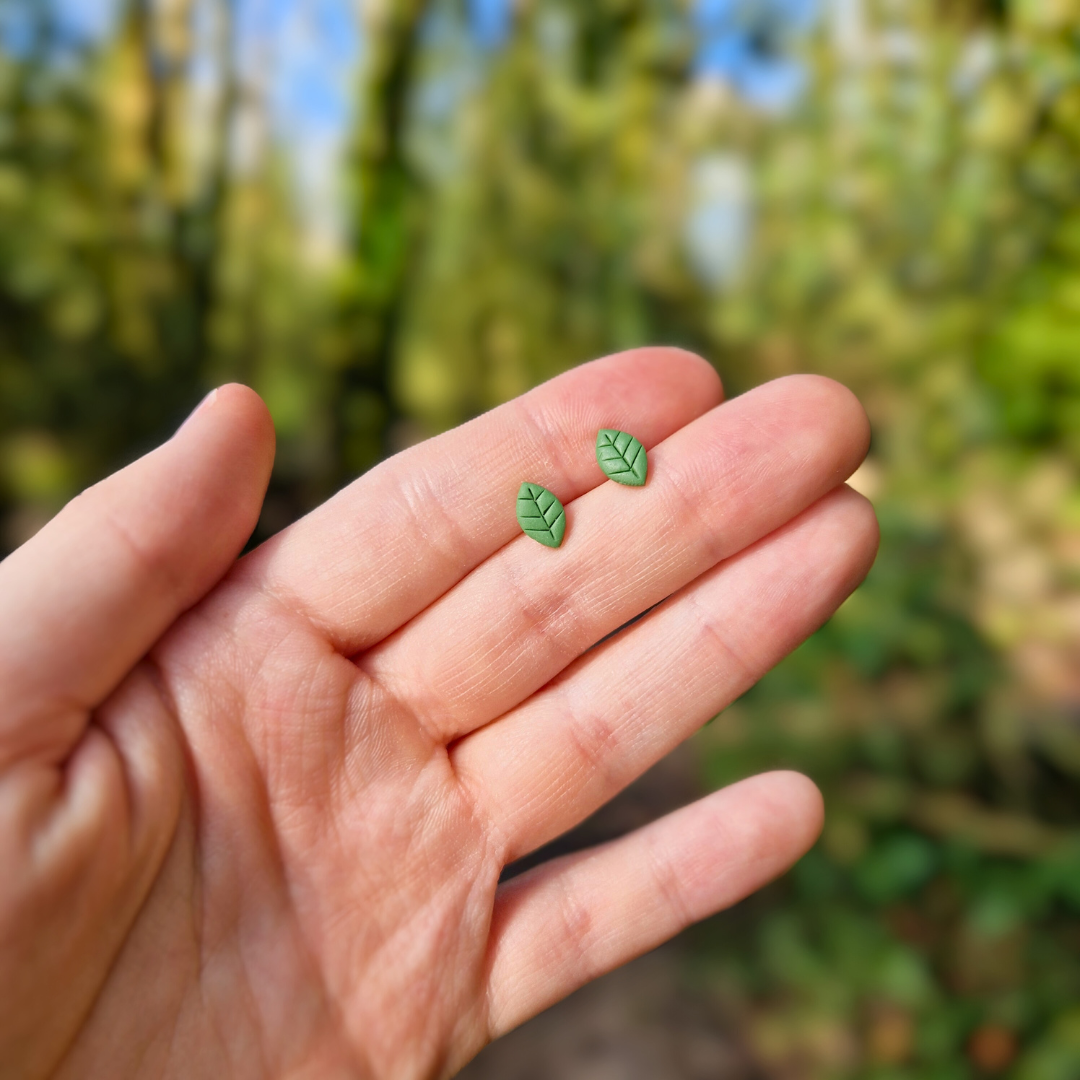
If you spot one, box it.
[0,0,344,544]
[687,5,1080,1076]
[1,0,1078,1076]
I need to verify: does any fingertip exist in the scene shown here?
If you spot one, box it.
[646,346,724,400]
[830,379,872,466]
[137,383,276,600]
[755,769,825,853]
[214,382,275,432]
[224,384,277,487]
[583,346,723,421]
[814,482,881,579]
[180,384,275,514]
[840,483,881,574]
[188,383,276,462]
[697,770,825,876]
[762,374,872,478]
[620,345,724,408]
[772,371,865,418]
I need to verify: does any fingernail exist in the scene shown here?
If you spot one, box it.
[176,388,219,435]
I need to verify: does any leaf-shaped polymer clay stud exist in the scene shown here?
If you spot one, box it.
[516,482,566,548]
[596,429,648,486]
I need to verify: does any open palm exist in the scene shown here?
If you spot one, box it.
[0,349,876,1080]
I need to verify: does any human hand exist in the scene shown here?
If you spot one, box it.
[0,349,876,1079]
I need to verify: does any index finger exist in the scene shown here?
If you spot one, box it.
[243,348,722,653]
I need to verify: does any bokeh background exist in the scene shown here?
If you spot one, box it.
[2,0,1079,1076]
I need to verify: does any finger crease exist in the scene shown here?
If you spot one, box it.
[644,832,695,929]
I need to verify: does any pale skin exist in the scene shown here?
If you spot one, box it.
[0,349,877,1080]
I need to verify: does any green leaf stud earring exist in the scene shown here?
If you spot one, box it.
[596,429,648,486]
[517,482,566,548]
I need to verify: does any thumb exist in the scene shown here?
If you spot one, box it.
[0,384,275,770]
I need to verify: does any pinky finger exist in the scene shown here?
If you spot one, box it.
[483,771,824,1040]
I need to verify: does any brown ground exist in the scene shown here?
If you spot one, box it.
[459,944,761,1080]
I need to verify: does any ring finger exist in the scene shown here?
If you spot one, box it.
[454,484,878,860]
